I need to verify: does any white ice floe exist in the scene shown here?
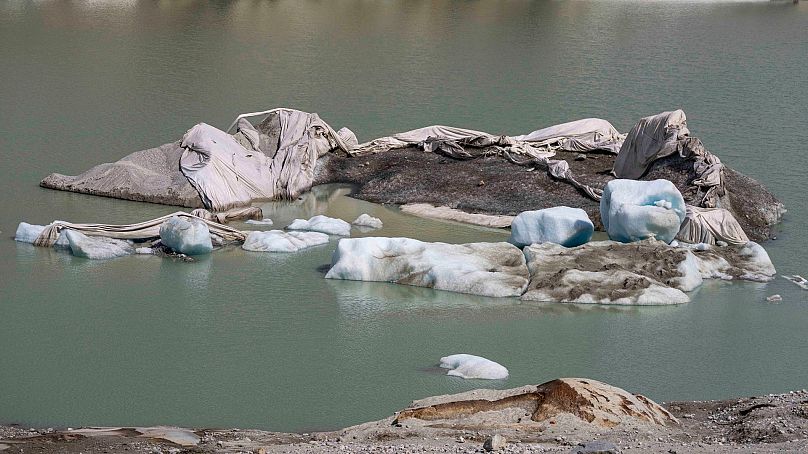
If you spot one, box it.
[600,179,686,244]
[64,230,134,260]
[736,241,776,281]
[439,354,509,380]
[159,216,213,255]
[14,222,69,248]
[508,206,593,248]
[325,237,529,298]
[352,213,383,229]
[245,218,274,226]
[287,215,351,236]
[135,247,154,255]
[783,275,808,290]
[242,230,330,253]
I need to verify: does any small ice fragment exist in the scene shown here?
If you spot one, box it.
[766,294,782,302]
[352,214,383,229]
[439,354,508,380]
[783,275,808,290]
[245,218,274,226]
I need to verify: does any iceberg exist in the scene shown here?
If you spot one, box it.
[439,354,509,380]
[15,222,69,248]
[508,206,593,248]
[287,215,351,236]
[159,216,213,255]
[600,179,686,244]
[242,230,329,253]
[64,230,134,260]
[352,213,383,229]
[325,237,529,298]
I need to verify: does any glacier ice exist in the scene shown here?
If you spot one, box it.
[508,206,593,248]
[325,237,529,298]
[14,222,69,248]
[287,215,351,236]
[242,230,329,253]
[439,354,509,380]
[600,179,686,244]
[159,216,213,255]
[245,218,274,226]
[352,213,383,229]
[64,230,134,260]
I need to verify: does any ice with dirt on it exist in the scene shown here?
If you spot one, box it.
[325,237,529,298]
[600,179,686,244]
[159,216,213,255]
[245,218,274,226]
[352,213,383,229]
[439,354,509,380]
[737,241,776,281]
[287,215,351,236]
[64,230,134,260]
[14,222,69,248]
[509,206,593,248]
[242,230,329,253]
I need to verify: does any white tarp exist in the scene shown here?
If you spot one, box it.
[511,118,625,153]
[612,110,690,179]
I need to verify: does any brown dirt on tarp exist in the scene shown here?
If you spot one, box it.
[316,147,784,242]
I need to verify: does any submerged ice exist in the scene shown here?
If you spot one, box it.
[287,215,351,236]
[159,216,213,255]
[242,230,329,253]
[439,354,509,380]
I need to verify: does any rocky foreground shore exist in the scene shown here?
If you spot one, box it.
[3,379,807,453]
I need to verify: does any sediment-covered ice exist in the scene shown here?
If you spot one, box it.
[508,206,593,248]
[352,213,383,229]
[325,237,529,297]
[600,179,686,244]
[287,215,351,236]
[159,216,213,255]
[64,230,134,260]
[14,222,69,248]
[242,230,329,253]
[439,354,509,380]
[687,241,776,282]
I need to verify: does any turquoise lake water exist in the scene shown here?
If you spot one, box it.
[1,0,807,432]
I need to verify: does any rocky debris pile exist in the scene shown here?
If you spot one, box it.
[325,237,530,298]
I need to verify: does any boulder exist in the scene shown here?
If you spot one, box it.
[287,215,351,236]
[439,354,509,380]
[242,230,329,253]
[394,378,678,428]
[600,179,686,244]
[159,216,213,255]
[352,213,383,229]
[483,434,507,451]
[509,206,593,248]
[325,237,529,298]
[64,230,134,260]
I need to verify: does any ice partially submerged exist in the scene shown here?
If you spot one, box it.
[439,354,509,380]
[600,179,686,244]
[352,213,383,229]
[15,222,68,248]
[245,218,274,226]
[64,230,134,260]
[159,216,213,255]
[325,237,529,297]
[508,206,593,248]
[287,215,351,236]
[242,230,329,253]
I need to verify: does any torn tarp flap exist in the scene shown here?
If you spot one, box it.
[612,110,690,179]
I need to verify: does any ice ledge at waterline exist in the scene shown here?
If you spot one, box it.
[325,237,775,304]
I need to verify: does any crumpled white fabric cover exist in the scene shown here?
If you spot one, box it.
[676,205,749,246]
[612,110,690,179]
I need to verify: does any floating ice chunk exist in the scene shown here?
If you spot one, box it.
[64,230,133,260]
[783,275,808,290]
[135,247,153,255]
[14,222,69,248]
[245,218,274,226]
[242,230,329,253]
[600,179,686,244]
[325,237,529,298]
[287,215,351,236]
[352,213,383,229]
[159,216,213,255]
[439,354,508,380]
[508,206,593,248]
[737,241,776,280]
[766,294,783,302]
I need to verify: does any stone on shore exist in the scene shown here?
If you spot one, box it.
[325,237,529,297]
[600,179,686,244]
[287,215,351,236]
[394,377,678,428]
[159,216,213,255]
[483,434,507,451]
[439,354,509,380]
[64,230,134,260]
[242,230,329,253]
[509,206,593,248]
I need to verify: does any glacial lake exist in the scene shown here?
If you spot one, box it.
[1,0,807,433]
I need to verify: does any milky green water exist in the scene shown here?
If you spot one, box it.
[1,0,807,432]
